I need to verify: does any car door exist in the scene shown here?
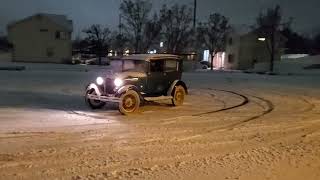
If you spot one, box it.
[147,59,167,95]
[164,59,180,90]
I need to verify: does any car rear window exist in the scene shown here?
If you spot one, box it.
[165,60,178,72]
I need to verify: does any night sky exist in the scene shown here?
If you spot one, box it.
[1,0,319,37]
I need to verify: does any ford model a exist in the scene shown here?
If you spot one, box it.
[85,54,188,115]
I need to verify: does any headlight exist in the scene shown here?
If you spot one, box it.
[114,78,123,87]
[96,77,104,85]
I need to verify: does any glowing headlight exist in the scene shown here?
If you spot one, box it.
[96,77,104,85]
[114,78,123,87]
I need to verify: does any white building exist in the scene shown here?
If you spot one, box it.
[7,13,73,63]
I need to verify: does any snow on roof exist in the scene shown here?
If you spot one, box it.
[8,13,73,32]
[121,54,180,61]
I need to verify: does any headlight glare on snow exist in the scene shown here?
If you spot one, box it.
[96,77,104,85]
[114,78,123,87]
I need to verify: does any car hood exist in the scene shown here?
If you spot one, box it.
[105,71,147,79]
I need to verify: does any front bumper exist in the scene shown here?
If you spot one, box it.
[87,94,120,103]
[87,83,120,103]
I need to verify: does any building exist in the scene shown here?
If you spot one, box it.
[7,13,73,63]
[200,27,285,70]
[224,30,285,70]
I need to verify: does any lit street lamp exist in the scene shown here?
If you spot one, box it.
[258,37,266,41]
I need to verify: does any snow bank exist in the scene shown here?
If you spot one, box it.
[253,55,320,75]
[0,61,109,72]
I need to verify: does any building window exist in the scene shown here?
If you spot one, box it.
[203,50,210,61]
[228,54,234,63]
[40,29,48,32]
[228,38,233,45]
[55,31,67,40]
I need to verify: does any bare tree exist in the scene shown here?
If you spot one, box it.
[160,4,194,54]
[83,24,111,65]
[255,5,290,72]
[141,13,162,52]
[120,0,152,53]
[197,13,231,70]
[110,32,129,56]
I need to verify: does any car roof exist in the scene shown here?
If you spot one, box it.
[121,54,180,62]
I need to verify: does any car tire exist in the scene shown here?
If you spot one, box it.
[85,89,106,109]
[172,85,186,106]
[119,90,140,115]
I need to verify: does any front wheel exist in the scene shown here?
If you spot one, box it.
[119,90,140,115]
[85,89,105,109]
[172,85,186,106]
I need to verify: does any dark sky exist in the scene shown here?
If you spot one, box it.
[1,0,320,37]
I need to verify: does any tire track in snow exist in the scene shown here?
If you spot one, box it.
[175,92,275,141]
[192,88,249,116]
[224,94,274,130]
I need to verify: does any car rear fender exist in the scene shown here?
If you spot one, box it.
[167,80,188,96]
[86,83,102,96]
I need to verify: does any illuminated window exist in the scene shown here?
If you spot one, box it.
[203,50,210,61]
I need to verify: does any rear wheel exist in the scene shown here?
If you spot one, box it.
[172,85,185,106]
[85,89,105,109]
[119,90,140,115]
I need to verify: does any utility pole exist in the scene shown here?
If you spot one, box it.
[193,0,197,29]
[119,0,123,35]
[119,14,122,35]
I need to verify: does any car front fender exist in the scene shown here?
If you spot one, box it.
[86,83,102,96]
[115,85,141,97]
[167,80,188,96]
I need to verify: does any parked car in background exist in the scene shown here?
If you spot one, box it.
[85,57,110,65]
[200,61,211,69]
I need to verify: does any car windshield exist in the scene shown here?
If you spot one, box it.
[110,59,147,73]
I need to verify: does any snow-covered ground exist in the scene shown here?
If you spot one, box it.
[254,55,320,75]
[0,66,320,180]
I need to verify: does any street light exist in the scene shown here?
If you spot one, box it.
[258,37,266,41]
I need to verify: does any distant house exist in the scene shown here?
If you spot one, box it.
[7,13,73,63]
[224,30,286,70]
[200,27,286,70]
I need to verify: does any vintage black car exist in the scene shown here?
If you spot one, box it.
[85,54,188,115]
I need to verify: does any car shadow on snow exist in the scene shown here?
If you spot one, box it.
[0,90,181,116]
[0,90,118,112]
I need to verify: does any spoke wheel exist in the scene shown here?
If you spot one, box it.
[85,89,105,109]
[119,90,140,115]
[172,85,185,106]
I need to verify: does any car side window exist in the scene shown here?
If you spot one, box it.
[150,60,164,72]
[165,60,178,72]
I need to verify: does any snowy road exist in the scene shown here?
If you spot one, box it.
[0,69,320,180]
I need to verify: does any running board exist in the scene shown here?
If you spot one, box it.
[144,96,173,101]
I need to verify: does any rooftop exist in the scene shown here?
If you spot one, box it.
[121,54,180,61]
[8,13,73,32]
